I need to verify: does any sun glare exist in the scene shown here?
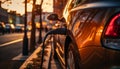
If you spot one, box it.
[1,0,53,15]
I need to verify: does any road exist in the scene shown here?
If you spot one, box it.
[0,32,31,69]
[0,31,63,69]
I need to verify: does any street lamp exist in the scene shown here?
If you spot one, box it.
[22,0,28,55]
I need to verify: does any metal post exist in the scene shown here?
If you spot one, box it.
[22,0,28,55]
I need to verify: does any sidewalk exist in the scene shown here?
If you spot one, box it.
[19,34,52,69]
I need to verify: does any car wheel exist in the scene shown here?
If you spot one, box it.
[66,42,81,69]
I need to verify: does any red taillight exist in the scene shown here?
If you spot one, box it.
[105,14,120,37]
[102,13,120,51]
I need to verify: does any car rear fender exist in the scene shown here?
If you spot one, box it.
[65,30,82,67]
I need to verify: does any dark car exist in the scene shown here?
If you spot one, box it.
[5,24,15,33]
[0,22,5,35]
[15,24,24,32]
[43,0,120,69]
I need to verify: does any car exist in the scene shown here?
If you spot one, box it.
[15,24,24,32]
[5,24,15,33]
[27,25,32,31]
[36,22,47,31]
[44,0,120,69]
[0,22,5,35]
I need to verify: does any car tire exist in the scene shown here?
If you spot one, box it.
[65,42,81,69]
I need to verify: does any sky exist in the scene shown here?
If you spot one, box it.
[1,0,53,15]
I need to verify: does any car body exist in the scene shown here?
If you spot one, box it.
[5,24,15,33]
[46,0,120,69]
[15,24,24,32]
[0,22,5,35]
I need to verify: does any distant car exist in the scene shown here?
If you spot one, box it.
[15,24,24,32]
[36,22,47,31]
[0,22,5,35]
[5,24,15,33]
[46,21,59,31]
[27,25,32,31]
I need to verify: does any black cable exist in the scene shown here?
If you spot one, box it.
[40,28,67,69]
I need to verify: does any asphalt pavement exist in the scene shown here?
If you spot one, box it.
[0,30,62,69]
[0,31,41,69]
[0,60,24,69]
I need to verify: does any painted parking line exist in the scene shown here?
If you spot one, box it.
[0,39,23,47]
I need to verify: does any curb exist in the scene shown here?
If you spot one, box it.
[19,39,53,69]
[19,44,42,69]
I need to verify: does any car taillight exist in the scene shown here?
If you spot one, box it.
[102,12,120,51]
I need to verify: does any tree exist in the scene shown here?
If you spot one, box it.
[0,0,12,7]
[30,0,36,53]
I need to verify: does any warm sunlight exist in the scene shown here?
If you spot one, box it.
[1,0,53,15]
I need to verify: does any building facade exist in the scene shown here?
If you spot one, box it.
[8,11,17,24]
[0,7,8,23]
